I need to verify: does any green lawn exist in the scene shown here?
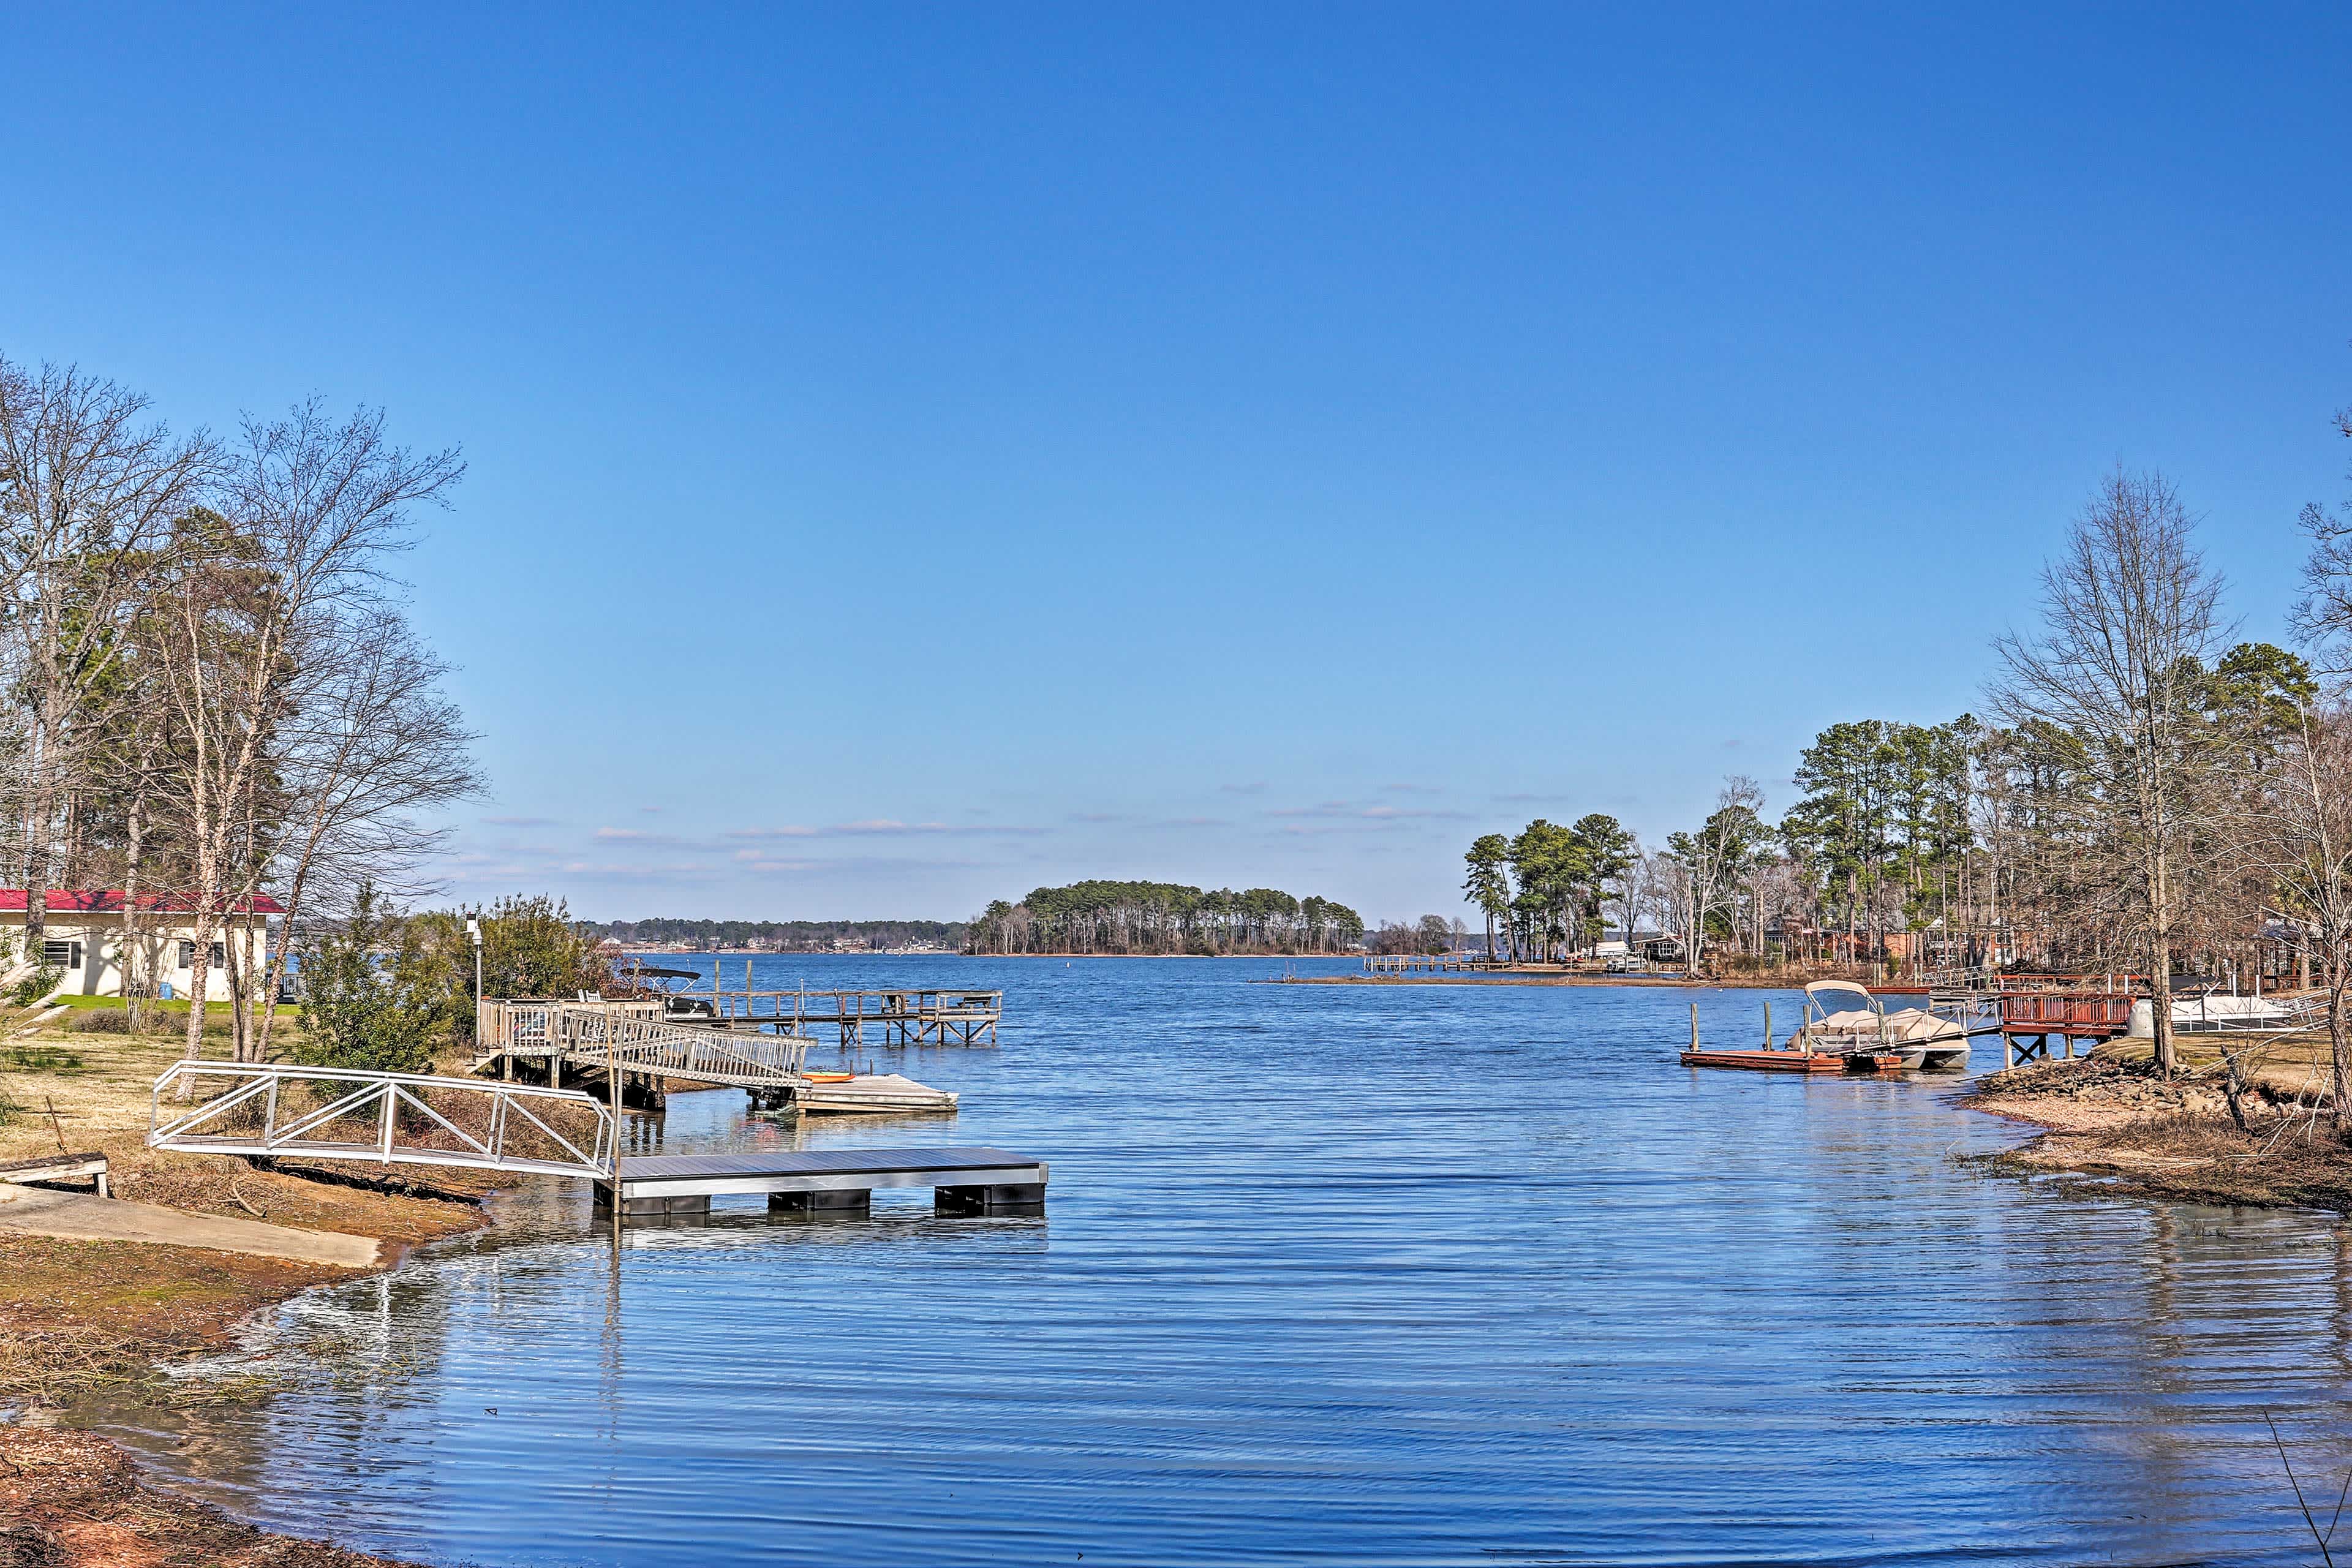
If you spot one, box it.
[46,993,300,1019]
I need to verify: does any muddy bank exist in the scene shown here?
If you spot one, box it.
[0,1019,505,1566]
[0,1423,421,1567]
[1962,1048,2352,1211]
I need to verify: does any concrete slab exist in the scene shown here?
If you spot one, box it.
[0,1183,379,1268]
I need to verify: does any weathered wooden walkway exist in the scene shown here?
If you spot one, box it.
[687,989,1001,1047]
[594,1145,1046,1218]
[477,1000,813,1096]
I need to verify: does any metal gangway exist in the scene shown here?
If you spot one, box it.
[477,999,813,1088]
[149,1061,616,1178]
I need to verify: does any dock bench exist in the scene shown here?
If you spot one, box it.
[0,1152,110,1198]
[593,1145,1046,1219]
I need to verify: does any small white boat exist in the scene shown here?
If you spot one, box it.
[1790,981,1972,1071]
[2124,991,2318,1038]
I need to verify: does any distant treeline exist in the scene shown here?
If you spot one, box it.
[967,881,1365,955]
[588,918,967,951]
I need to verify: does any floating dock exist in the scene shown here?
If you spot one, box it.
[777,1073,959,1115]
[592,1146,1046,1218]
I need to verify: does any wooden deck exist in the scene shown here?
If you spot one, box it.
[685,988,1001,1047]
[594,1145,1046,1218]
[1994,992,2136,1066]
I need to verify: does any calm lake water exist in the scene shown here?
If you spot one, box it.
[83,958,2352,1566]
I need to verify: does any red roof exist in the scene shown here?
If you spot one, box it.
[0,889,287,916]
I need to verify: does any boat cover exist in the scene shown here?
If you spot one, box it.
[1807,1007,1964,1044]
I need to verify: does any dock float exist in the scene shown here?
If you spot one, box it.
[787,1073,959,1115]
[593,1145,1047,1218]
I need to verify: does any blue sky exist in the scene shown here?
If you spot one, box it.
[7,5,2350,922]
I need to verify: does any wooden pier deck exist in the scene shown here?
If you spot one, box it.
[1995,992,2136,1067]
[594,1145,1046,1218]
[685,988,1001,1047]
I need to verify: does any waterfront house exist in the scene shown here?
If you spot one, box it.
[0,889,284,1001]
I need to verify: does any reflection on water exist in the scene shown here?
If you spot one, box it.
[80,960,2352,1565]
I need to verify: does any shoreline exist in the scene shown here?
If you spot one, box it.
[12,1009,2348,1566]
[1270,972,1842,989]
[1956,1038,2352,1212]
[0,1016,518,1566]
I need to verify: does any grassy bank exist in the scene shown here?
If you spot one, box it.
[0,1007,490,1566]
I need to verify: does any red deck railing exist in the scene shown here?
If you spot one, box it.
[1997,993,2137,1035]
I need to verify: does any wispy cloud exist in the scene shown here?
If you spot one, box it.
[1269,801,1468,823]
[593,826,697,847]
[725,826,820,840]
[1162,816,1228,827]
[480,814,556,827]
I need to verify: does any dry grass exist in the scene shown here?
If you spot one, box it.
[1967,1046,2352,1210]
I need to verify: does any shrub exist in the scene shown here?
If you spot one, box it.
[294,883,442,1074]
[66,1008,131,1034]
[408,893,613,1048]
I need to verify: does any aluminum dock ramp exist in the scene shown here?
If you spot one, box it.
[594,1145,1047,1218]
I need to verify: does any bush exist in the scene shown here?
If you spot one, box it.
[407,893,613,1048]
[294,883,443,1074]
[66,1009,130,1035]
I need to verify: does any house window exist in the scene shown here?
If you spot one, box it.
[176,941,226,970]
[40,940,81,970]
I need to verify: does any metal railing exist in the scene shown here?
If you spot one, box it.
[149,1061,615,1178]
[479,1000,810,1085]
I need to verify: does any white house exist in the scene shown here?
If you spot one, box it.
[0,889,283,1003]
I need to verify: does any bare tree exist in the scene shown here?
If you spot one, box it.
[1608,838,1653,946]
[2291,394,2352,674]
[239,606,479,1059]
[1990,470,2236,1077]
[0,357,214,965]
[159,402,464,1061]
[1667,775,1765,970]
[2249,703,2352,1129]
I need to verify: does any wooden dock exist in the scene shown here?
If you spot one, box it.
[593,1145,1046,1218]
[684,988,1001,1047]
[1996,992,2136,1066]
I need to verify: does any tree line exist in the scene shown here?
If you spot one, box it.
[587,917,968,951]
[966,880,1365,955]
[1457,402,2352,1104]
[0,353,479,1063]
